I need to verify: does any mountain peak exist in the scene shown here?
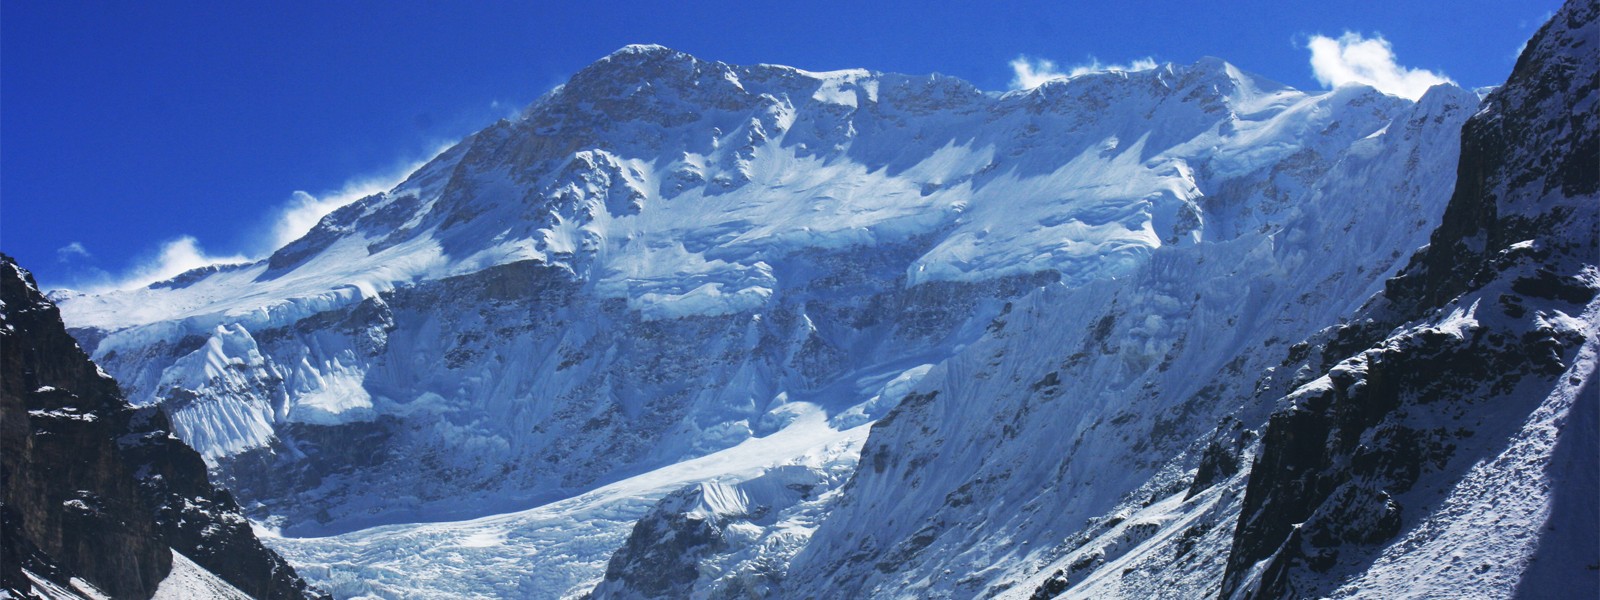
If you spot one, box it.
[588,43,701,72]
[1189,55,1230,70]
[605,43,682,59]
[562,43,713,100]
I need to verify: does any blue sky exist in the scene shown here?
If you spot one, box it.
[2,0,1562,290]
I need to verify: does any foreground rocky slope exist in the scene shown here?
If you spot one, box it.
[1223,1,1598,596]
[1,255,325,599]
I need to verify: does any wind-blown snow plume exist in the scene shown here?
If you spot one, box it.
[1009,55,1067,89]
[262,143,452,253]
[1009,54,1158,89]
[118,236,249,290]
[1306,32,1452,100]
[51,145,453,294]
[47,235,251,293]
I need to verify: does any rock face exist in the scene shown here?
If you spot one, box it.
[1222,1,1599,596]
[0,254,326,599]
[589,464,853,600]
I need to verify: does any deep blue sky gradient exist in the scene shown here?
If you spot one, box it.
[2,0,1563,288]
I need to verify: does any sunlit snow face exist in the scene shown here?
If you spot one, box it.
[49,44,1492,599]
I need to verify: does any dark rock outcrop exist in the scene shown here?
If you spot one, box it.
[1221,0,1599,597]
[591,496,732,600]
[588,465,842,600]
[0,254,327,599]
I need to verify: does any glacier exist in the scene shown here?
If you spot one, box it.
[47,2,1597,596]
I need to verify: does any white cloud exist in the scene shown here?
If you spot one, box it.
[56,242,92,262]
[1306,32,1453,100]
[1010,55,1160,90]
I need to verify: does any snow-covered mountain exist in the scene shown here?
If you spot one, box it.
[48,1,1595,597]
[602,3,1597,599]
[60,43,1466,534]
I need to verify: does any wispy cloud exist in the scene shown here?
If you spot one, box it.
[1508,10,1554,64]
[488,99,526,122]
[1009,55,1159,90]
[48,242,112,291]
[56,242,92,262]
[1510,40,1528,63]
[1305,32,1452,100]
[1519,10,1555,30]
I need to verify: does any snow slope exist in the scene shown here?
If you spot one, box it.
[781,83,1478,600]
[8,550,257,600]
[152,551,254,600]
